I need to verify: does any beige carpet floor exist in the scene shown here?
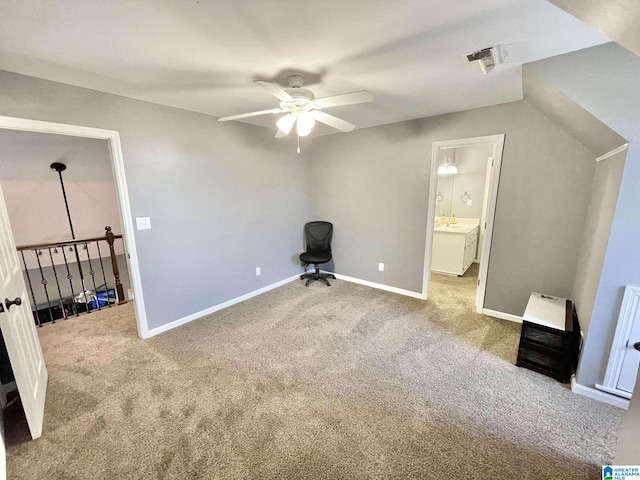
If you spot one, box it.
[6,276,623,479]
[429,263,522,364]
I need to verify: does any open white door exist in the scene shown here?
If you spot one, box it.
[0,181,47,440]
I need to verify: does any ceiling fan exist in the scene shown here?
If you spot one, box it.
[217,75,373,139]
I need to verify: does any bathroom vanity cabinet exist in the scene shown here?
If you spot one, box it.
[431,224,479,276]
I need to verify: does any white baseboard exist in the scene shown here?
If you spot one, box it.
[482,308,523,324]
[571,377,630,409]
[146,273,301,338]
[321,270,426,299]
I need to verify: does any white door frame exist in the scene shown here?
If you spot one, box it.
[422,134,505,312]
[596,285,640,399]
[0,115,149,338]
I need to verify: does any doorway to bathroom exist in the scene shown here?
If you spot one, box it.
[422,134,505,314]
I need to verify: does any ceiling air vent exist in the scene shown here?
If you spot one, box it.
[463,46,504,74]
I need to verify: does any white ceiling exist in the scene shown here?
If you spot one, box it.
[0,0,609,136]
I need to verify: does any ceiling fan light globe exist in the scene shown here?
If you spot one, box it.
[297,112,315,137]
[276,113,296,134]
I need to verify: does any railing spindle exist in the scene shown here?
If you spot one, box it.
[73,245,91,314]
[96,241,111,308]
[47,247,67,320]
[21,251,41,327]
[34,248,55,324]
[85,242,101,311]
[61,246,79,317]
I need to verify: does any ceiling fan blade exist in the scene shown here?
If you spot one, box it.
[218,108,284,122]
[314,90,373,109]
[254,80,294,101]
[311,111,355,132]
[275,113,297,138]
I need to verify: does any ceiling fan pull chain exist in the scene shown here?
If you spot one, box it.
[297,134,301,154]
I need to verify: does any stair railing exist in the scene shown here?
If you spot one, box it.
[16,226,127,326]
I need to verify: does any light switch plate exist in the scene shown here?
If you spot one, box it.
[378,262,385,272]
[136,217,151,230]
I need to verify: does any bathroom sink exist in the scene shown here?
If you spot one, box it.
[436,224,464,229]
[434,219,480,233]
[434,223,475,233]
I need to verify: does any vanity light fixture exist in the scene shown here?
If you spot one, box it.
[437,150,458,175]
[438,163,458,175]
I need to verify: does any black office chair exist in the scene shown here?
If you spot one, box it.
[300,221,336,287]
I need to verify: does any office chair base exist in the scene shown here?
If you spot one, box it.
[301,265,336,287]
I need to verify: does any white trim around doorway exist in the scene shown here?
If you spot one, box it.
[422,134,505,312]
[0,115,149,338]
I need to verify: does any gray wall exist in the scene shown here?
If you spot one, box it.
[571,151,626,336]
[310,101,596,315]
[0,69,311,331]
[577,140,640,386]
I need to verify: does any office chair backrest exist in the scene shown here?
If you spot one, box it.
[304,221,333,253]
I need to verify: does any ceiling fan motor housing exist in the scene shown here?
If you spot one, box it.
[287,74,305,88]
[281,87,315,112]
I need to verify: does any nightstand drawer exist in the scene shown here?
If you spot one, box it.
[518,346,564,371]
[521,324,565,350]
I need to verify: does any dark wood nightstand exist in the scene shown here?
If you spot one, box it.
[516,293,581,383]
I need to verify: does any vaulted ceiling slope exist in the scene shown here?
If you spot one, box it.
[526,42,640,142]
[0,0,608,135]
[523,66,626,156]
[548,0,640,57]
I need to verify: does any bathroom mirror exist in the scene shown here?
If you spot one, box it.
[435,148,457,218]
[435,145,492,219]
[435,170,455,217]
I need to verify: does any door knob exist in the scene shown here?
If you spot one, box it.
[4,297,22,311]
[634,342,640,352]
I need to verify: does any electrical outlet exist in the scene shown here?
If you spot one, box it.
[256,267,261,276]
[378,262,384,272]
[136,217,151,230]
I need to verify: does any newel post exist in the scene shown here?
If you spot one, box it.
[105,226,126,305]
